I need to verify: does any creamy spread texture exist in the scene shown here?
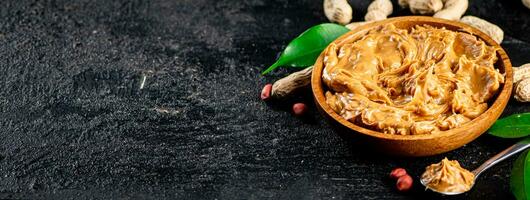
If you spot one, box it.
[323,24,504,135]
[421,158,475,193]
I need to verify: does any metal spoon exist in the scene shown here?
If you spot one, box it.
[421,136,530,195]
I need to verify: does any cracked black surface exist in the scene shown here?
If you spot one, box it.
[0,0,529,199]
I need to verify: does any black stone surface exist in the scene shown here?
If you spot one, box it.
[0,0,529,199]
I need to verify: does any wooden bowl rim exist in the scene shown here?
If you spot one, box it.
[311,16,513,141]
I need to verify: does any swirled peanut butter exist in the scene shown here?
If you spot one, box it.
[323,24,504,135]
[421,158,475,193]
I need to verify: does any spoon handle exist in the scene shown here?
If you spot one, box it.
[472,137,530,177]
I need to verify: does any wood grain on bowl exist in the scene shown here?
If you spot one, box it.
[311,16,513,157]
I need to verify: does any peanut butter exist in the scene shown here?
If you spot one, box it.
[421,158,475,193]
[323,24,504,135]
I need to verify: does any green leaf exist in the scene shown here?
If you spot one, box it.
[261,23,350,75]
[510,149,530,200]
[489,113,530,138]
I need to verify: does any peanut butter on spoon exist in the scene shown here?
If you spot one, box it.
[420,158,475,194]
[420,137,530,195]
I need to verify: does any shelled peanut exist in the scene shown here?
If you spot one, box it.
[324,0,353,25]
[514,64,530,102]
[365,0,393,21]
[399,0,443,15]
[433,0,468,21]
[460,16,503,44]
[260,67,311,116]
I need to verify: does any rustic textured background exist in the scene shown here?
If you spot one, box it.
[0,0,529,199]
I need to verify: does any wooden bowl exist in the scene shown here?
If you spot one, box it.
[311,16,513,157]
